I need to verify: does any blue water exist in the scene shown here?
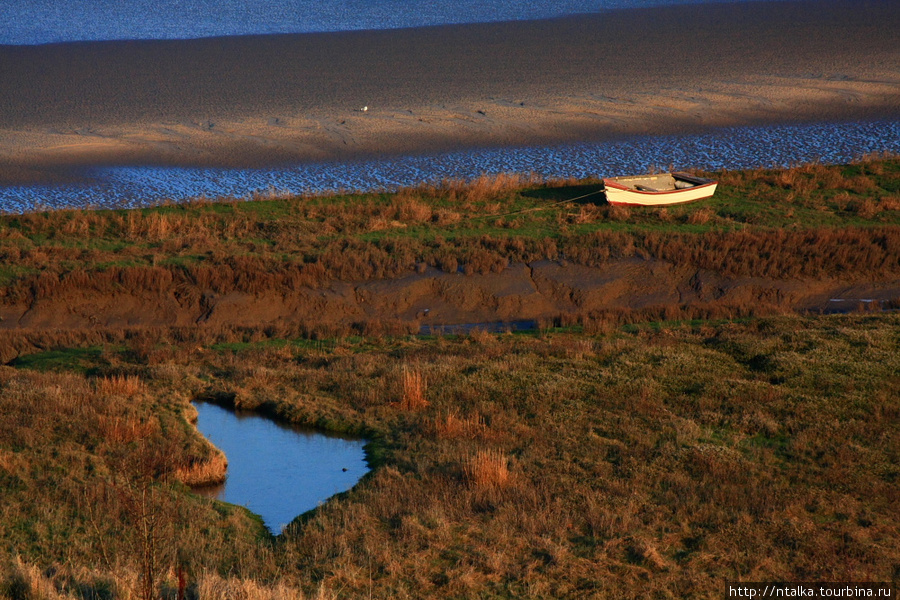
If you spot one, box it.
[2,119,897,213]
[192,401,369,535]
[8,0,774,45]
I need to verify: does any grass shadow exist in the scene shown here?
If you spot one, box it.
[521,183,607,204]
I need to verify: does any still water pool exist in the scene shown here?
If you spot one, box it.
[191,401,369,535]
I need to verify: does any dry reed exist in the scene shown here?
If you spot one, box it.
[6,556,73,600]
[464,449,511,491]
[98,416,157,445]
[95,375,145,397]
[397,367,428,411]
[174,452,228,487]
[196,572,333,600]
[433,411,486,439]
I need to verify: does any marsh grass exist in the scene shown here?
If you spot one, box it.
[464,449,511,491]
[432,411,486,439]
[174,451,228,486]
[2,158,900,598]
[96,374,145,397]
[0,158,898,302]
[397,367,428,411]
[196,572,335,600]
[3,313,898,598]
[0,559,326,600]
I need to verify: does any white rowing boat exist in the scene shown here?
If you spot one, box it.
[603,172,717,206]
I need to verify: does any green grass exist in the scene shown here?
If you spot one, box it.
[0,265,39,287]
[7,346,109,374]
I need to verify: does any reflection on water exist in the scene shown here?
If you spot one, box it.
[192,401,368,534]
[1,119,897,213]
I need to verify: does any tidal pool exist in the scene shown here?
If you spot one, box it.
[191,401,369,534]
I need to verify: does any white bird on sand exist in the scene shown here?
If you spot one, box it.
[361,106,368,112]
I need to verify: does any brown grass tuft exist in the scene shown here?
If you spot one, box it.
[397,368,428,411]
[607,204,631,222]
[849,198,879,219]
[0,448,26,473]
[98,416,157,445]
[95,375,145,397]
[7,557,73,600]
[464,449,511,491]
[174,451,228,486]
[626,539,668,571]
[467,328,495,345]
[433,411,486,439]
[687,206,715,225]
[196,572,331,600]
[880,195,900,211]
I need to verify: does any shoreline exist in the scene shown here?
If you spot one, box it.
[1,0,898,186]
[1,119,897,214]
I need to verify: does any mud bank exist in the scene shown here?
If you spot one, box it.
[2,260,898,333]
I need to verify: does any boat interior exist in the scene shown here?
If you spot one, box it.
[606,172,712,192]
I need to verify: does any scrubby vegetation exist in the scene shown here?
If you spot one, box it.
[1,314,899,598]
[1,156,899,305]
[1,158,899,599]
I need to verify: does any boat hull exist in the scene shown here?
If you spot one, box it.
[603,176,717,207]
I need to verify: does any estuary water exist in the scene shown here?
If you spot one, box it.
[1,119,897,213]
[7,0,778,45]
[192,401,369,535]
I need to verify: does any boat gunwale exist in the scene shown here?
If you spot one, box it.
[602,179,717,195]
[602,172,717,196]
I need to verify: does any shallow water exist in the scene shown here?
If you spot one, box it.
[2,119,897,213]
[191,401,369,535]
[6,0,776,45]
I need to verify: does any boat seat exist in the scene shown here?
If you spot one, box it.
[672,172,709,185]
[635,184,661,192]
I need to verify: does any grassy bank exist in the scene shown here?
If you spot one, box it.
[1,157,899,303]
[1,312,899,598]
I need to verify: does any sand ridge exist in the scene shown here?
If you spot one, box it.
[1,0,898,185]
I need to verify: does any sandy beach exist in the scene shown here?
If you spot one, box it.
[0,0,898,185]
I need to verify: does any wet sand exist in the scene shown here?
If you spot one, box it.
[1,0,898,185]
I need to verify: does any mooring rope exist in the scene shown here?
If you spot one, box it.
[465,186,606,222]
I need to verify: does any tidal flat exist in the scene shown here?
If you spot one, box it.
[2,0,898,192]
